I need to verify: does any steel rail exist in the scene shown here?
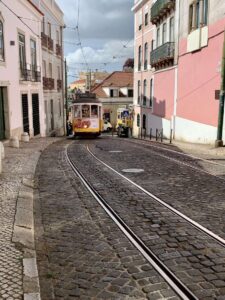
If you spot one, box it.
[86,145,225,248]
[66,147,198,300]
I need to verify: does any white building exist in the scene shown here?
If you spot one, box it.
[0,0,45,140]
[32,0,65,136]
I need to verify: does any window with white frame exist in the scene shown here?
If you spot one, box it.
[189,0,208,32]
[138,11,142,30]
[143,80,147,106]
[49,62,52,78]
[156,27,160,47]
[150,78,153,108]
[169,17,174,42]
[137,80,141,104]
[144,42,148,70]
[0,20,4,61]
[19,33,26,69]
[162,23,167,44]
[138,45,142,70]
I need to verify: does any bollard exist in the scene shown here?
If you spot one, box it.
[150,128,152,140]
[170,129,173,144]
[156,129,158,141]
[9,136,20,148]
[21,132,30,142]
[0,141,4,159]
[0,144,2,174]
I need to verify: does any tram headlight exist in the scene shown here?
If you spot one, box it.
[84,125,88,129]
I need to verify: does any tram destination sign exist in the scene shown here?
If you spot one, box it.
[76,93,96,99]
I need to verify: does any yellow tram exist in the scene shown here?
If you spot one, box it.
[70,93,103,137]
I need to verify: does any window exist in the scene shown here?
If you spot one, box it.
[58,99,61,117]
[144,43,148,70]
[189,0,208,32]
[49,63,52,78]
[169,17,174,42]
[48,22,51,37]
[42,17,45,33]
[137,114,140,127]
[145,13,148,26]
[138,11,142,30]
[0,20,4,61]
[138,46,142,71]
[150,79,153,108]
[30,39,37,79]
[156,28,160,47]
[43,60,47,77]
[138,80,141,104]
[143,80,147,106]
[142,114,146,129]
[74,105,81,118]
[56,30,60,45]
[91,105,98,118]
[162,23,167,44]
[128,89,133,97]
[110,89,118,97]
[19,33,26,69]
[57,66,61,79]
[82,105,90,118]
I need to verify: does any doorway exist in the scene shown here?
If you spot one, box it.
[0,87,5,140]
[22,94,29,134]
[32,93,40,136]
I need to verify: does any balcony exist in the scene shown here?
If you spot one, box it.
[150,42,175,69]
[56,44,62,56]
[41,32,48,48]
[151,0,175,25]
[43,77,55,90]
[48,37,54,51]
[31,66,41,82]
[57,79,62,91]
[20,66,31,81]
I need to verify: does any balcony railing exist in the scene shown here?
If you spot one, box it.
[57,79,62,91]
[20,64,41,82]
[56,44,62,56]
[150,42,175,69]
[143,96,147,106]
[43,77,55,90]
[41,32,48,48]
[20,66,31,81]
[48,37,54,51]
[151,0,175,25]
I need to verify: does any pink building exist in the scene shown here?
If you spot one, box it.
[132,0,225,144]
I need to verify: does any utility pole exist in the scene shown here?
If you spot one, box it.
[65,59,68,135]
[89,69,92,92]
[215,29,225,147]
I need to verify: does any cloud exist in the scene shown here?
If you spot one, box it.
[57,0,134,40]
[66,40,134,69]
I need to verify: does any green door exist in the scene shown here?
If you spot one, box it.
[0,88,5,140]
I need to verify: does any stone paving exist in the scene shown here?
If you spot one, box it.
[35,140,179,300]
[68,138,225,299]
[0,137,61,300]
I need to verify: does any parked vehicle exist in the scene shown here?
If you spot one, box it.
[103,120,112,132]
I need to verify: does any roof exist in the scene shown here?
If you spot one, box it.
[70,79,86,85]
[27,0,44,16]
[91,71,133,98]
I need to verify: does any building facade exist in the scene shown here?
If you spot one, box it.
[132,0,225,144]
[92,71,134,127]
[32,0,64,136]
[0,0,45,140]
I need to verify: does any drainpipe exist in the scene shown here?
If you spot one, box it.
[215,29,225,147]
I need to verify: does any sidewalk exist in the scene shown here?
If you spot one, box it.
[0,137,62,300]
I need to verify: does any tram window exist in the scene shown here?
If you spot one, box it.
[91,105,98,118]
[82,105,90,118]
[74,105,81,118]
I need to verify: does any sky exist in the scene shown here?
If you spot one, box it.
[56,0,134,83]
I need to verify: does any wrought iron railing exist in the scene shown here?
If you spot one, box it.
[150,42,175,67]
[151,0,175,24]
[57,79,62,91]
[48,37,54,51]
[20,66,31,81]
[41,32,48,48]
[20,64,41,82]
[56,44,62,56]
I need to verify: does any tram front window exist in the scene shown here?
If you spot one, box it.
[91,105,98,118]
[82,105,90,118]
[74,105,81,118]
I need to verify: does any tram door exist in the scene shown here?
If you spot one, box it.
[0,87,5,140]
[22,94,30,134]
[32,93,40,136]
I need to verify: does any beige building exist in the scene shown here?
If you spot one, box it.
[32,0,64,136]
[92,71,133,126]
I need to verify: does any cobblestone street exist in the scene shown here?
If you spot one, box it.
[34,136,225,299]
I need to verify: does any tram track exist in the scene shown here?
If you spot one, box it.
[66,146,197,300]
[66,141,225,299]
